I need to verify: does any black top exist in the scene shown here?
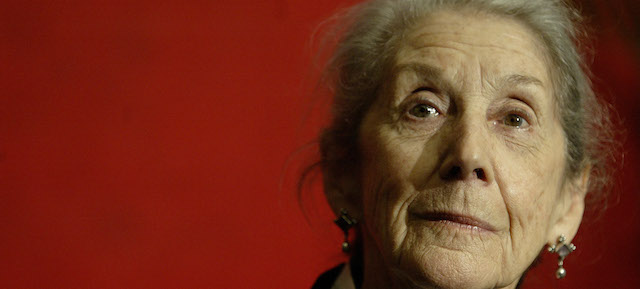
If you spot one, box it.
[311,250,363,289]
[310,263,345,289]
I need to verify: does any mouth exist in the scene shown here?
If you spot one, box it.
[412,212,497,232]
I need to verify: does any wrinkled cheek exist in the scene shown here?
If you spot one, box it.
[361,164,416,258]
[358,127,417,253]
[526,175,562,228]
[506,187,555,268]
[361,163,394,246]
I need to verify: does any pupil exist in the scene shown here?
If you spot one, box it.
[509,115,522,126]
[411,104,436,117]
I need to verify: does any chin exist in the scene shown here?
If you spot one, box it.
[392,249,500,289]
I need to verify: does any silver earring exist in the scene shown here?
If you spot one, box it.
[334,208,358,253]
[547,234,576,279]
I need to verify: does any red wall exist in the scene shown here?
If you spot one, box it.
[1,1,638,288]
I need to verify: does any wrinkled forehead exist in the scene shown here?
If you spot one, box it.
[404,10,550,76]
[381,9,557,106]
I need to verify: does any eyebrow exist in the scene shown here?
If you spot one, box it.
[394,63,457,95]
[395,63,545,93]
[501,74,545,89]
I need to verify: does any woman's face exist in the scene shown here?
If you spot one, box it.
[355,10,584,289]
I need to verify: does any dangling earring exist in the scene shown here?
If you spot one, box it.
[547,234,576,279]
[334,208,358,253]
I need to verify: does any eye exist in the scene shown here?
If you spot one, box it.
[503,113,529,128]
[409,103,439,118]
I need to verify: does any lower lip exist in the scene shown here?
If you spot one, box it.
[412,214,494,233]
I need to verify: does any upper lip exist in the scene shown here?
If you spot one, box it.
[413,211,497,232]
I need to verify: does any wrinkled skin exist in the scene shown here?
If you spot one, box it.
[329,9,588,289]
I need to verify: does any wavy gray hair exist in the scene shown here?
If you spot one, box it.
[318,0,615,203]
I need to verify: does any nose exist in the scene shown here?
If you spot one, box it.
[438,120,494,184]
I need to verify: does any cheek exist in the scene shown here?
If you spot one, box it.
[498,131,566,252]
[359,125,426,249]
[504,168,556,228]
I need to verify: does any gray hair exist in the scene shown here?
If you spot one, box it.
[318,0,615,202]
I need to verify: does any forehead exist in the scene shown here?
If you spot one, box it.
[393,9,552,90]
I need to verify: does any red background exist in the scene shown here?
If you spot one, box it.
[1,1,638,288]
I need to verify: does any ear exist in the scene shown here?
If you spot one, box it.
[546,165,591,245]
[324,171,363,220]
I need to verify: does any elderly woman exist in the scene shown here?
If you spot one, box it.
[308,0,614,288]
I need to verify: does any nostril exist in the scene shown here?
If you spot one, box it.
[444,166,461,180]
[441,165,488,181]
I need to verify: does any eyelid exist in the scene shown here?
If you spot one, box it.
[410,86,446,108]
[507,93,539,120]
[505,94,537,117]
